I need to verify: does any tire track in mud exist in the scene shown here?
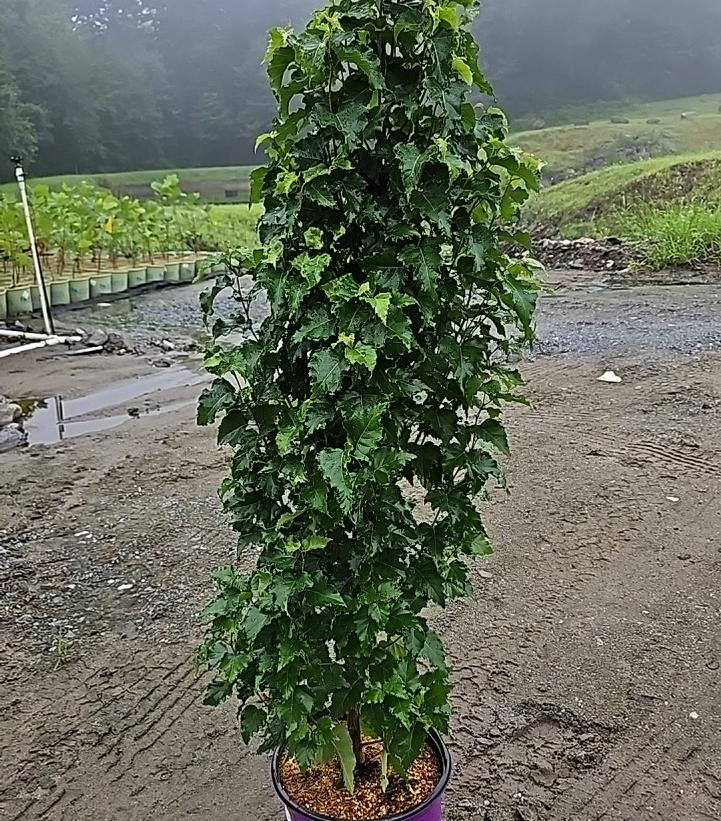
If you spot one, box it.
[10,656,199,821]
[516,408,721,478]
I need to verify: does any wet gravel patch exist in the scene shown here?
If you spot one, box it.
[534,288,721,360]
[57,277,721,363]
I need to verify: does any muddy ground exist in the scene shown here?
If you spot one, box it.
[1,271,720,821]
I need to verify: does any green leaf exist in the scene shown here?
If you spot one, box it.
[436,4,460,31]
[287,535,330,554]
[331,724,356,793]
[243,607,268,641]
[400,239,442,292]
[267,44,295,97]
[276,426,297,455]
[361,291,391,324]
[469,534,494,556]
[452,56,473,85]
[292,305,335,343]
[345,343,378,373]
[477,419,510,455]
[310,349,348,395]
[304,227,324,249]
[250,166,269,205]
[240,705,267,743]
[318,449,353,513]
[345,404,384,463]
[293,252,331,286]
[198,380,235,426]
[394,144,427,194]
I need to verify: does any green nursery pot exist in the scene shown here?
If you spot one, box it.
[180,262,196,283]
[90,273,113,299]
[146,264,166,283]
[0,289,8,320]
[128,268,147,288]
[111,271,129,293]
[164,262,181,283]
[70,278,91,304]
[6,287,33,316]
[50,281,71,306]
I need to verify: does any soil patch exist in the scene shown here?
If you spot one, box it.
[279,739,441,820]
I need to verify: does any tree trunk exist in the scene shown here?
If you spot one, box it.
[347,709,364,766]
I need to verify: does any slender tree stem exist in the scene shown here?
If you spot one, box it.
[347,708,364,766]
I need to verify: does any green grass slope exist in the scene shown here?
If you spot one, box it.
[514,93,721,183]
[527,151,721,247]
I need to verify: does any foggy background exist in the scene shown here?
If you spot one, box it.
[1,0,720,178]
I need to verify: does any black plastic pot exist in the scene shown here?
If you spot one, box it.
[272,729,452,821]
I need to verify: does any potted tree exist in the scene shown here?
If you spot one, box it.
[198,1,541,819]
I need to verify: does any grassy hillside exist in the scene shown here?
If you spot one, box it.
[527,151,721,268]
[514,93,721,183]
[0,166,256,202]
[528,151,721,233]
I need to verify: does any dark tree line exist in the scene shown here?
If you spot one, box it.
[2,0,721,180]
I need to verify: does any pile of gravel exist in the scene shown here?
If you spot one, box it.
[534,237,640,272]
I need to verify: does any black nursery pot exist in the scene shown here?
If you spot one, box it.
[272,730,452,821]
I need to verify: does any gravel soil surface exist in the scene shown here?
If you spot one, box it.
[1,270,720,821]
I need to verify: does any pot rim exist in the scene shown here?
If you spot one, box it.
[271,728,451,821]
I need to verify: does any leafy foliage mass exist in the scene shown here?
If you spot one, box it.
[199,0,541,784]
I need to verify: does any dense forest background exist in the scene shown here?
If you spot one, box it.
[2,0,721,179]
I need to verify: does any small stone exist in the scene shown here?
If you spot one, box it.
[689,711,700,720]
[0,398,23,425]
[118,620,139,640]
[0,424,27,452]
[127,407,141,418]
[117,583,134,592]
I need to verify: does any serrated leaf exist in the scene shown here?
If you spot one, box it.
[287,535,330,554]
[243,607,268,641]
[345,404,384,462]
[421,631,447,671]
[436,4,459,30]
[292,305,335,343]
[478,419,510,455]
[198,380,235,426]
[293,252,331,286]
[318,449,353,513]
[345,343,377,373]
[469,534,494,556]
[240,705,267,743]
[452,56,473,85]
[310,349,348,394]
[331,724,356,793]
[276,425,297,455]
[394,144,427,194]
[306,581,345,608]
[250,166,269,204]
[400,239,442,292]
[304,227,324,249]
[361,292,391,324]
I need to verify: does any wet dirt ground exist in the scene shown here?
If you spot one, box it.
[1,271,720,821]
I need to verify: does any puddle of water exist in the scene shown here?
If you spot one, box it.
[21,366,206,446]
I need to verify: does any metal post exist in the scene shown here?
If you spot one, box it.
[11,156,55,336]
